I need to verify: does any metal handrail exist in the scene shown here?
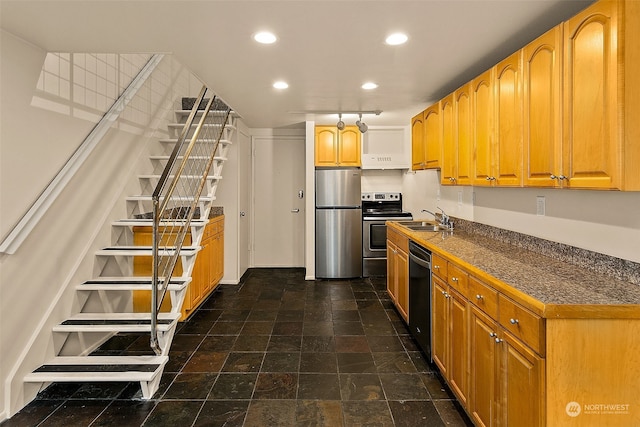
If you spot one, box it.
[150,86,230,355]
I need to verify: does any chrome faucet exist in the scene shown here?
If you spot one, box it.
[421,207,454,230]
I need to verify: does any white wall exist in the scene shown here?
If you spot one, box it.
[0,30,204,419]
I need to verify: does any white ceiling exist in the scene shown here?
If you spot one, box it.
[1,0,594,128]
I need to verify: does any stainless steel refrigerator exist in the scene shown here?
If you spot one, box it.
[315,168,362,278]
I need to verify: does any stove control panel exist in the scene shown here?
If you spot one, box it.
[361,192,401,201]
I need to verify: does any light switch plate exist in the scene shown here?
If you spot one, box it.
[536,196,546,216]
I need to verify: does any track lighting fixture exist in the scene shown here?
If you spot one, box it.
[336,114,345,130]
[356,114,368,133]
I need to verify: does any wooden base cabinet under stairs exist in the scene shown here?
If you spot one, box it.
[132,215,224,321]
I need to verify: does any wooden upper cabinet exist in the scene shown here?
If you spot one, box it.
[563,0,620,189]
[494,51,523,187]
[338,126,361,166]
[455,84,473,186]
[411,111,426,170]
[472,69,494,186]
[315,125,361,167]
[523,26,563,188]
[424,104,441,169]
[440,94,456,184]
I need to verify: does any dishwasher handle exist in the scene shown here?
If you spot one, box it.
[409,251,431,269]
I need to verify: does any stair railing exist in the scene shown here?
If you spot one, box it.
[150,85,230,354]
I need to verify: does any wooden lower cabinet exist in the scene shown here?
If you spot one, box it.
[387,239,409,322]
[133,215,224,320]
[470,306,499,427]
[432,275,469,406]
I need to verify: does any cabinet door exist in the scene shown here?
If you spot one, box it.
[523,26,563,187]
[563,0,619,189]
[441,94,456,185]
[432,275,449,376]
[411,111,426,170]
[472,69,493,186]
[315,126,338,166]
[449,288,469,406]
[424,104,441,169]
[191,235,209,309]
[386,242,398,304]
[494,51,523,187]
[470,306,498,427]
[338,126,361,166]
[395,247,409,322]
[500,332,545,427]
[455,84,473,186]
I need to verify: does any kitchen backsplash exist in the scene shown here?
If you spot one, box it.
[453,217,640,285]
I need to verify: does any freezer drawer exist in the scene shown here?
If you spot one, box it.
[315,208,362,278]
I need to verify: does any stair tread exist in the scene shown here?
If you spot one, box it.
[112,219,207,227]
[126,195,214,201]
[149,155,227,161]
[54,313,179,332]
[96,246,199,257]
[138,174,222,180]
[25,356,168,382]
[158,138,232,145]
[167,123,236,130]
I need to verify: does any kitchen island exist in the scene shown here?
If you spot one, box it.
[388,220,640,427]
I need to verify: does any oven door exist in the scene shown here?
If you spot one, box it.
[363,217,394,257]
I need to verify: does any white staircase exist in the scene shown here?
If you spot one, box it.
[24,97,235,399]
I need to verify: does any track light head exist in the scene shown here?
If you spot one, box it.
[356,114,368,133]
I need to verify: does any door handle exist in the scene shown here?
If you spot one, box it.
[291,209,300,213]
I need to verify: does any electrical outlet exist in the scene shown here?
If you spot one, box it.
[536,196,545,216]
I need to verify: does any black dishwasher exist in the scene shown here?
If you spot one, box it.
[408,241,432,360]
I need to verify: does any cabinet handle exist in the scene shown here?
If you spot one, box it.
[441,290,447,296]
[558,175,568,181]
[489,332,497,338]
[451,277,458,282]
[495,338,504,343]
[550,174,557,180]
[434,265,440,270]
[509,318,519,325]
[476,294,483,300]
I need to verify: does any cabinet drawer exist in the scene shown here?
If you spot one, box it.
[387,228,409,253]
[498,295,545,355]
[467,276,498,320]
[447,264,468,293]
[432,254,448,280]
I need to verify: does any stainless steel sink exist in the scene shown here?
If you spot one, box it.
[396,221,447,232]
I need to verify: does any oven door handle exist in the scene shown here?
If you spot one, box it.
[363,217,412,221]
[409,252,431,269]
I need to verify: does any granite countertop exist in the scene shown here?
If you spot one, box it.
[388,222,640,318]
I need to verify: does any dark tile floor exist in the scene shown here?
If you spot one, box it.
[3,268,473,427]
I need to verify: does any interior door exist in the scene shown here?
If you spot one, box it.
[253,136,305,267]
[238,129,251,276]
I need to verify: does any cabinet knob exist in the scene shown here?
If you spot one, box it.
[434,265,440,270]
[558,175,568,181]
[495,338,504,344]
[489,332,497,338]
[451,277,458,282]
[509,318,519,325]
[441,290,446,296]
[550,174,557,180]
[476,294,483,300]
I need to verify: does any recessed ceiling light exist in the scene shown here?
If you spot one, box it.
[362,82,378,90]
[385,32,408,45]
[254,31,277,44]
[273,81,289,89]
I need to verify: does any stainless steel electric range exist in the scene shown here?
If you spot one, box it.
[362,192,413,277]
